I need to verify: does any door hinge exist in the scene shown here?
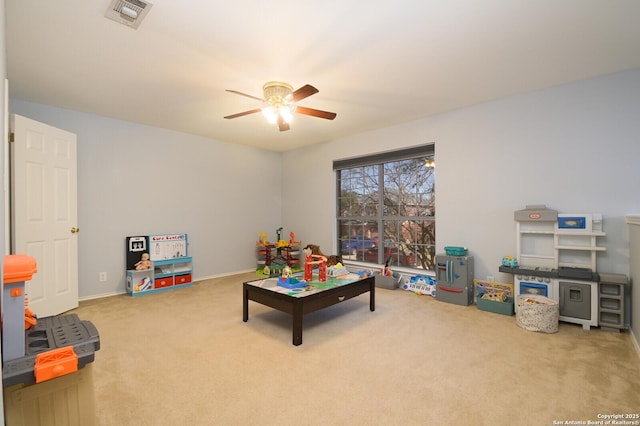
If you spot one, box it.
[9,132,14,142]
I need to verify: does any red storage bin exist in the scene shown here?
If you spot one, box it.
[154,276,173,289]
[175,274,192,285]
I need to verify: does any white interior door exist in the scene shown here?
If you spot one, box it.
[10,114,78,317]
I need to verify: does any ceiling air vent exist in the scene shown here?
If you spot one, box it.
[105,0,153,29]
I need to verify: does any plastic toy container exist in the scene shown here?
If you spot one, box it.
[3,364,95,426]
[478,296,514,316]
[374,271,400,289]
[444,246,468,256]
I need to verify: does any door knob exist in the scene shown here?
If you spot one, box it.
[71,227,80,233]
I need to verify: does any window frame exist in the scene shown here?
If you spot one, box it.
[334,144,435,271]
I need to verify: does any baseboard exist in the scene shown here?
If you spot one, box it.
[79,290,127,302]
[631,327,640,361]
[195,269,255,282]
[78,270,255,303]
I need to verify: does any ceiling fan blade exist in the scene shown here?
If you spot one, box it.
[224,109,262,119]
[295,106,337,120]
[291,84,319,102]
[226,90,265,102]
[278,115,290,131]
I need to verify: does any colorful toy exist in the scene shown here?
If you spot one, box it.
[357,269,374,279]
[24,295,37,330]
[382,255,393,277]
[257,228,302,277]
[403,275,437,296]
[282,265,292,278]
[502,256,518,268]
[327,262,349,277]
[278,275,306,289]
[303,244,343,267]
[289,232,297,244]
[304,251,328,282]
[135,252,152,270]
[135,276,152,292]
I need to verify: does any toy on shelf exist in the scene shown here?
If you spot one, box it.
[135,252,152,270]
[501,256,519,268]
[135,276,153,292]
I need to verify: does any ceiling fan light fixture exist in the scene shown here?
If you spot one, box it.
[261,82,296,124]
[224,82,336,131]
[263,81,293,100]
[262,104,279,124]
[279,104,295,123]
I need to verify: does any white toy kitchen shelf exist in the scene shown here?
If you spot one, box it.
[515,209,605,272]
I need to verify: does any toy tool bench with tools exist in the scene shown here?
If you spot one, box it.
[2,254,100,387]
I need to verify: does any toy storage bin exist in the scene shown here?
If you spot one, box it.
[444,246,468,256]
[516,295,559,333]
[374,271,400,289]
[3,364,96,426]
[478,296,514,316]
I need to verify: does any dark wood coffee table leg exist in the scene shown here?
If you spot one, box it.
[292,300,303,346]
[243,286,249,322]
[370,281,375,311]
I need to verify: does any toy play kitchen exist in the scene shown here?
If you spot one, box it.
[436,246,474,306]
[2,254,100,387]
[500,205,630,331]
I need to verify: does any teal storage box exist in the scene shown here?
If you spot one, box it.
[444,246,468,256]
[477,296,514,316]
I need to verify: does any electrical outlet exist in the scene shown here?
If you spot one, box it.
[99,272,107,282]
[486,275,494,282]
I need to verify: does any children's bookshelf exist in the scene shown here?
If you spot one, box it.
[126,234,193,296]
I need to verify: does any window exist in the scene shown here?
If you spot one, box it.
[335,144,435,270]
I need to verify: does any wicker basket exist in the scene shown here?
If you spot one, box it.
[516,295,559,333]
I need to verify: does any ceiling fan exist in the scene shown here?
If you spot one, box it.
[224,82,337,131]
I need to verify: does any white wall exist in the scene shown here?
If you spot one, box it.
[6,67,640,337]
[626,217,640,351]
[1,0,7,421]
[8,100,283,298]
[283,68,640,297]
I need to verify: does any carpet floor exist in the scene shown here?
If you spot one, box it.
[69,272,640,426]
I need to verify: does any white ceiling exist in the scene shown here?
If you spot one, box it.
[5,1,640,152]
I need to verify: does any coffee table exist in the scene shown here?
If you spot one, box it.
[243,274,375,346]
